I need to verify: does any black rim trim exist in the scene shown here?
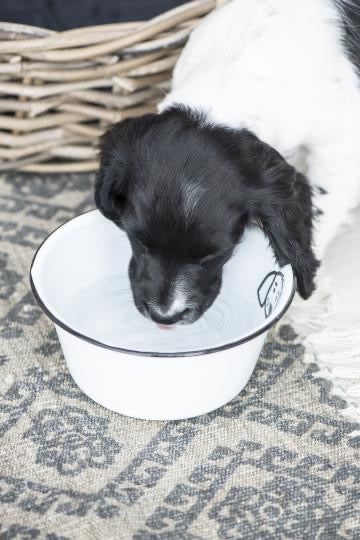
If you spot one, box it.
[29,209,297,358]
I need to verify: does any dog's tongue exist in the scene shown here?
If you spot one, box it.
[157,323,174,330]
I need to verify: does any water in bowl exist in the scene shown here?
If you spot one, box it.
[65,273,262,353]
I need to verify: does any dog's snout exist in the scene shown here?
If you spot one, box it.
[145,303,191,325]
[130,256,221,325]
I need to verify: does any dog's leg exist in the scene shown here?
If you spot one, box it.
[307,140,360,259]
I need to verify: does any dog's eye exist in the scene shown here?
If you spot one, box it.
[195,248,233,267]
[188,252,220,267]
[198,253,218,265]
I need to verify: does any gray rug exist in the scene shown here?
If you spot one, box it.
[0,172,359,539]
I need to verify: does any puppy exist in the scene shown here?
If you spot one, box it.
[95,0,360,326]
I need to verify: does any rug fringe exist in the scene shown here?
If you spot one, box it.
[285,271,360,428]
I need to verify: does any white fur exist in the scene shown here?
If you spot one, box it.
[166,288,187,317]
[182,182,204,221]
[152,276,189,317]
[158,0,360,259]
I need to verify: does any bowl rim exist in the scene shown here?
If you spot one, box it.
[29,209,297,358]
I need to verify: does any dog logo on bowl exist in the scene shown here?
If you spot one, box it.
[257,271,284,318]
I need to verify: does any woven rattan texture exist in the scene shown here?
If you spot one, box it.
[0,0,219,173]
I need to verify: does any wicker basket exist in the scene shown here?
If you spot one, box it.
[0,0,219,173]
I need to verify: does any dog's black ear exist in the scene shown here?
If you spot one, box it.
[94,114,157,226]
[94,121,130,225]
[238,130,319,299]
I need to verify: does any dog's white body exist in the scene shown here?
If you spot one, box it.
[159,0,360,258]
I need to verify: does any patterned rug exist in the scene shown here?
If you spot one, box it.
[0,172,359,539]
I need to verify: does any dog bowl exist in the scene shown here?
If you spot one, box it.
[30,210,295,420]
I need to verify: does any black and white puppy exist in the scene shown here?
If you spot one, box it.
[95,0,360,326]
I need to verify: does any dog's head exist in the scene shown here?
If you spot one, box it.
[95,106,318,325]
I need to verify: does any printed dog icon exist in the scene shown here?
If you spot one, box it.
[257,271,284,318]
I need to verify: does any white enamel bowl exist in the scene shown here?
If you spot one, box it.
[30,210,295,420]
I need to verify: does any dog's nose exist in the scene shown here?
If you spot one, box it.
[144,303,190,325]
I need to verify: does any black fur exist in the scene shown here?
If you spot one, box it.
[336,0,360,73]
[95,106,319,324]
